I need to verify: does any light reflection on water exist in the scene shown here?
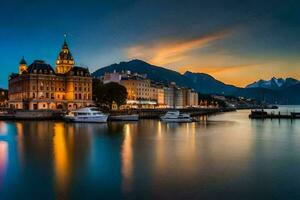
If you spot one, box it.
[1,109,300,199]
[0,141,8,186]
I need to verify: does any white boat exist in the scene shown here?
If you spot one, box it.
[110,114,139,121]
[160,111,192,122]
[64,107,108,123]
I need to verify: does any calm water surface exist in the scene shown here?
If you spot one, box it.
[1,107,300,199]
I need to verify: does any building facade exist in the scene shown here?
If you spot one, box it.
[8,39,93,110]
[100,72,199,109]
[102,71,164,108]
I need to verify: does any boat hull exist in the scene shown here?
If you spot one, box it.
[160,117,192,123]
[65,115,108,123]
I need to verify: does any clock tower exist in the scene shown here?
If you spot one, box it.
[55,37,74,74]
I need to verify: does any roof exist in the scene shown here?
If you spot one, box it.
[9,73,19,79]
[67,66,90,76]
[26,60,55,74]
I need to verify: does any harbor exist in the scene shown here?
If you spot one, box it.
[0,107,236,121]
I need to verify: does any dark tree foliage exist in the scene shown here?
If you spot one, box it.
[93,79,127,109]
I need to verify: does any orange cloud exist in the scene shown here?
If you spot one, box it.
[125,28,234,66]
[178,64,258,74]
[123,27,300,87]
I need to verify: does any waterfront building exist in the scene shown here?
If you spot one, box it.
[100,72,198,108]
[182,88,199,107]
[8,39,93,110]
[120,76,156,108]
[103,71,121,84]
[175,87,184,108]
[0,89,8,107]
[163,83,176,108]
[101,71,164,108]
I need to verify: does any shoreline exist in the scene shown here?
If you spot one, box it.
[0,107,236,121]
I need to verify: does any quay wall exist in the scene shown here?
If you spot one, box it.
[110,107,236,119]
[0,107,235,120]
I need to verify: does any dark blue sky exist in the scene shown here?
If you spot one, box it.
[1,0,300,87]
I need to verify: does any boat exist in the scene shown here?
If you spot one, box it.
[109,114,139,121]
[160,111,192,122]
[64,107,108,123]
[249,110,268,119]
[291,112,300,118]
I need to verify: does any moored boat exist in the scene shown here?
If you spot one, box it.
[64,107,108,123]
[160,110,192,122]
[249,110,268,118]
[291,112,300,118]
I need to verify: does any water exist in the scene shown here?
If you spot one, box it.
[1,108,300,199]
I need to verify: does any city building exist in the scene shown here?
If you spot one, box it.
[8,39,93,110]
[182,88,199,107]
[100,72,199,109]
[0,89,8,107]
[101,71,164,108]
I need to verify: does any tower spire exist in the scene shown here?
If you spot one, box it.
[56,35,74,74]
[64,33,67,45]
[19,56,27,74]
[20,56,27,65]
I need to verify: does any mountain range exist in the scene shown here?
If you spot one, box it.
[246,77,299,90]
[92,59,300,104]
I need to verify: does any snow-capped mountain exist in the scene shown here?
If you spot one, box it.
[246,77,299,90]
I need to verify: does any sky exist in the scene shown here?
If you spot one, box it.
[0,0,300,88]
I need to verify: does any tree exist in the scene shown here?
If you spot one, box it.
[93,80,128,110]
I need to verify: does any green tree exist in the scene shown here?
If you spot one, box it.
[93,80,127,109]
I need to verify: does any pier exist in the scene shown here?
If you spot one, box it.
[249,110,300,119]
[109,107,235,119]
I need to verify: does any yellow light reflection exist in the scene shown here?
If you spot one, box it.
[0,141,8,185]
[0,122,7,135]
[16,122,25,165]
[157,121,162,138]
[121,124,133,192]
[53,123,70,194]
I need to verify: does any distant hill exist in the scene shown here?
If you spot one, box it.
[92,59,240,94]
[92,60,300,104]
[183,71,240,94]
[92,59,192,87]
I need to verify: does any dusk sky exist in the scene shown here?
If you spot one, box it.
[1,0,299,88]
